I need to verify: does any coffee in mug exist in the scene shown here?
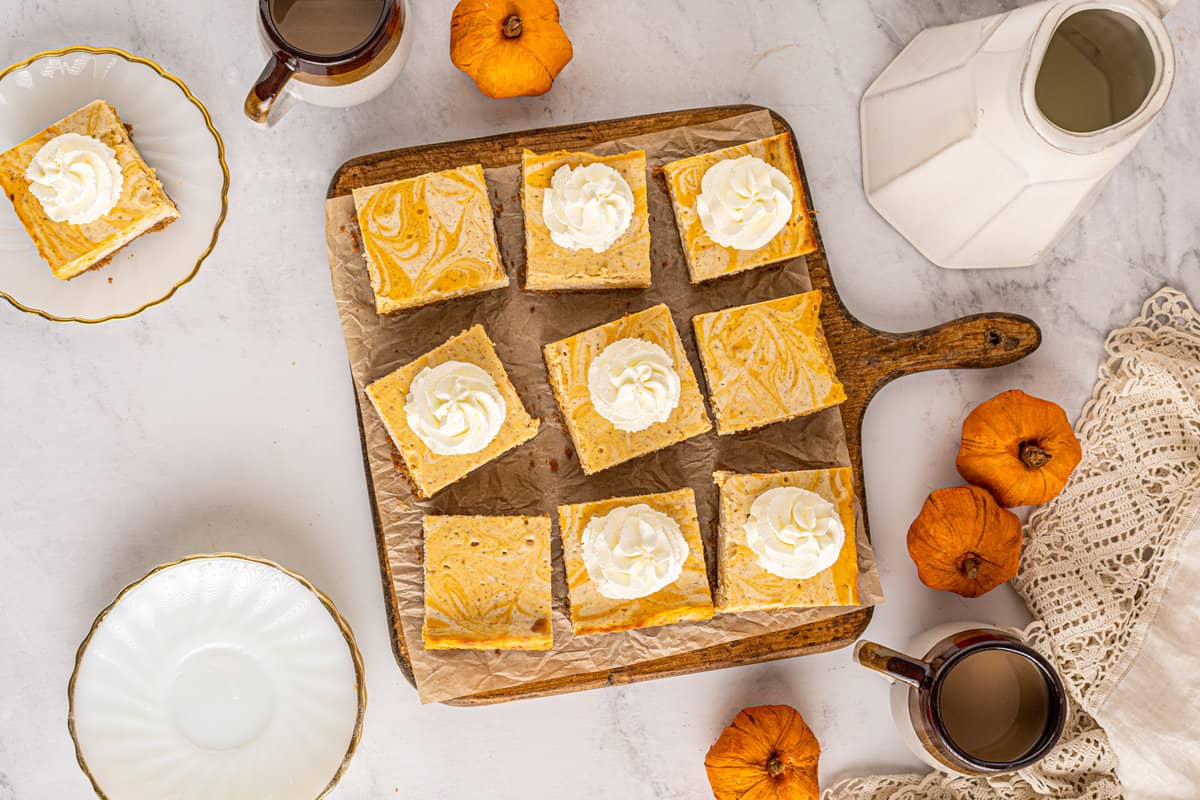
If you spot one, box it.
[855,624,1068,776]
[269,0,386,55]
[936,647,1052,763]
[245,0,412,125]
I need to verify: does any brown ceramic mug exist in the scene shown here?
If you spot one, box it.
[856,624,1068,776]
[244,0,412,124]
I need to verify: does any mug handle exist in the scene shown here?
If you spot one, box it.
[855,640,933,690]
[244,54,295,125]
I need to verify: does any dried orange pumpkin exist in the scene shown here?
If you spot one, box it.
[956,389,1082,507]
[705,705,820,800]
[450,0,573,99]
[907,486,1022,598]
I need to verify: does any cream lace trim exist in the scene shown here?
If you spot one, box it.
[1017,288,1200,710]
[824,288,1200,800]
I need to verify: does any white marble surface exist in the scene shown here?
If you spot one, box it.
[1,1,1197,797]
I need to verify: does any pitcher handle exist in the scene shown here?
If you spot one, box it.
[855,640,933,690]
[244,54,295,125]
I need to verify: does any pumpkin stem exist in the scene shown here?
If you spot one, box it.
[502,14,523,38]
[962,556,981,581]
[1019,441,1051,468]
[766,755,784,777]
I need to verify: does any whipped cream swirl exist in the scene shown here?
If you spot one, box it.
[744,487,845,579]
[696,155,793,250]
[542,162,634,253]
[25,133,124,225]
[582,503,689,599]
[404,361,506,455]
[587,338,681,432]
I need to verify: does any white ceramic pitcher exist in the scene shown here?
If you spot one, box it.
[861,0,1179,269]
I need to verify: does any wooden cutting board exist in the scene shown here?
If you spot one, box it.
[327,105,1041,705]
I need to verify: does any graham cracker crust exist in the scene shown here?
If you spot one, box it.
[71,214,179,279]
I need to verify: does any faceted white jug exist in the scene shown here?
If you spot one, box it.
[861,0,1178,269]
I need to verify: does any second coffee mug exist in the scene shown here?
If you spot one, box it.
[855,623,1068,776]
[245,0,413,124]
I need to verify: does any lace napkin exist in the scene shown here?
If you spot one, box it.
[825,288,1200,800]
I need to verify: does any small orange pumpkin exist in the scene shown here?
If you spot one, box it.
[705,705,820,800]
[450,0,573,99]
[907,486,1022,598]
[956,389,1082,507]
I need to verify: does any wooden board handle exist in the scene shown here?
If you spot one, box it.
[866,312,1041,384]
[806,250,1042,398]
[826,308,1041,498]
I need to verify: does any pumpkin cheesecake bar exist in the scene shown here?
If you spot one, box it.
[352,164,508,314]
[662,132,816,284]
[521,148,652,291]
[543,304,712,474]
[558,488,714,636]
[0,100,179,280]
[422,514,553,651]
[713,467,859,613]
[693,290,845,434]
[365,324,539,497]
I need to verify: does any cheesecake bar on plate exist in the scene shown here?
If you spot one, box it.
[543,303,711,475]
[557,488,714,636]
[693,290,845,434]
[662,132,816,284]
[0,100,179,280]
[520,148,652,291]
[365,324,539,497]
[352,164,508,314]
[421,514,553,651]
[713,467,859,613]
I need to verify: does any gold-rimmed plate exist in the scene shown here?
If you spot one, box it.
[0,46,228,323]
[69,554,366,800]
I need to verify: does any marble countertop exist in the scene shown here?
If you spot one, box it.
[1,1,1197,797]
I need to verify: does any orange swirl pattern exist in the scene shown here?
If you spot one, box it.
[422,515,553,651]
[662,132,816,283]
[714,467,860,613]
[693,290,846,434]
[557,488,714,636]
[352,164,508,315]
[542,304,712,475]
[0,100,178,279]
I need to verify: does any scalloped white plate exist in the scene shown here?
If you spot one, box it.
[0,47,228,323]
[69,555,364,800]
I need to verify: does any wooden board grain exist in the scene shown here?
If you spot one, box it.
[328,105,1041,705]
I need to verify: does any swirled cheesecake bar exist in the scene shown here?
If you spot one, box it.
[0,100,179,280]
[365,324,539,497]
[557,488,713,636]
[352,164,508,314]
[521,148,652,291]
[661,133,815,284]
[713,467,859,613]
[422,514,553,651]
[542,304,711,475]
[692,290,845,434]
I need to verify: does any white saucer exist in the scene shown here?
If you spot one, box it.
[0,47,228,323]
[70,555,365,800]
